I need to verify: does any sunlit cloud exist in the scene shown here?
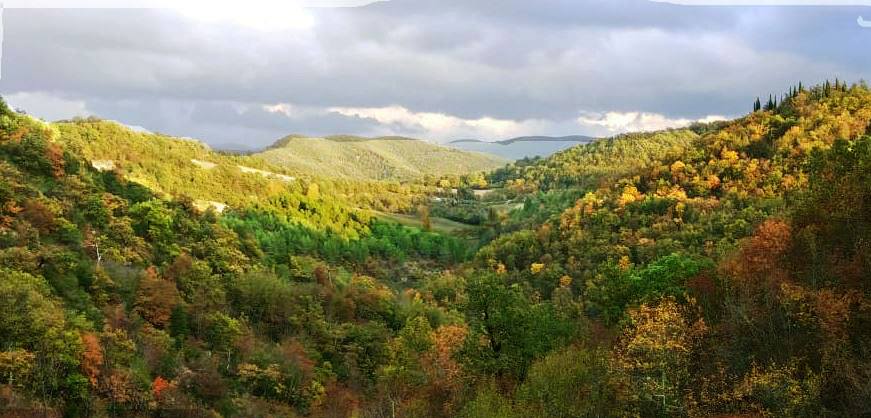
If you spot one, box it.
[650,1,871,4]
[577,111,727,133]
[326,105,552,141]
[175,2,315,31]
[5,91,91,120]
[1,0,387,31]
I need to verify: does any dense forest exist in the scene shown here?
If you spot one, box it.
[1,80,870,417]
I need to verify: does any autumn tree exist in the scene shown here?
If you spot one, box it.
[134,266,181,328]
[613,298,707,416]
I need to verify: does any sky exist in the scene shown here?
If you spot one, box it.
[1,0,869,148]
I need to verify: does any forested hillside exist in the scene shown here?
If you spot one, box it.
[1,80,870,417]
[53,120,443,214]
[257,135,507,181]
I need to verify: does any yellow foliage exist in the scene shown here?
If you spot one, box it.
[670,160,686,174]
[618,256,631,272]
[618,185,642,207]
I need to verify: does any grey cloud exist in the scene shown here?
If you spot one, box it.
[1,0,869,144]
[80,97,388,147]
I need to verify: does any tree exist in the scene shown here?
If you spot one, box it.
[462,273,574,381]
[81,332,104,388]
[134,267,181,328]
[516,346,617,417]
[613,298,707,416]
[419,204,432,232]
[0,268,87,406]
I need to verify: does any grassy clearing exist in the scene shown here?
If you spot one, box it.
[372,211,477,235]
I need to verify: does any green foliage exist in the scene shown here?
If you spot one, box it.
[459,382,522,418]
[792,136,871,288]
[224,208,471,267]
[515,346,616,417]
[586,253,713,324]
[0,269,87,404]
[461,273,575,380]
[488,129,698,191]
[2,83,871,416]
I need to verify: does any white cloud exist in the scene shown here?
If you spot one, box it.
[5,91,91,121]
[327,105,551,141]
[3,0,381,8]
[577,111,727,133]
[651,1,871,5]
[175,2,315,31]
[263,103,297,117]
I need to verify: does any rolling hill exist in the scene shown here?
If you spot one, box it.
[256,134,508,181]
[448,135,596,160]
[2,81,871,417]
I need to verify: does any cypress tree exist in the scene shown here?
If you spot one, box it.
[765,94,775,111]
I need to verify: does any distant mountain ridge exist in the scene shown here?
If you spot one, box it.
[256,134,507,181]
[448,135,597,160]
[451,135,595,145]
[270,134,419,148]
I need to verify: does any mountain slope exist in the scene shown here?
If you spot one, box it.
[51,119,430,213]
[257,135,507,181]
[448,135,596,160]
[4,82,871,417]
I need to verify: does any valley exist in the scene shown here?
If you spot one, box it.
[1,81,870,417]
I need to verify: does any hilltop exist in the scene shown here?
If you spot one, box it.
[49,119,432,213]
[256,134,507,181]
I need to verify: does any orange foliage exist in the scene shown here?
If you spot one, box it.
[152,376,173,399]
[135,267,181,328]
[279,339,316,379]
[319,382,361,418]
[721,219,792,294]
[81,333,103,387]
[421,324,469,416]
[314,264,330,286]
[163,253,193,283]
[102,369,138,404]
[45,142,65,178]
[0,200,22,229]
[21,199,56,233]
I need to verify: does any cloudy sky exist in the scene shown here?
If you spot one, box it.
[1,0,869,148]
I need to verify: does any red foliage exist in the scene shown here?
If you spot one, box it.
[152,376,172,399]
